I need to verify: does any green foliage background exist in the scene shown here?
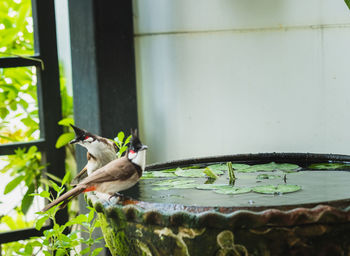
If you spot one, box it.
[0,0,77,255]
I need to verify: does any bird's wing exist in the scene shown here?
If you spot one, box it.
[80,156,136,185]
[72,165,88,183]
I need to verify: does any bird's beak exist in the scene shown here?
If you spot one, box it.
[70,138,79,144]
[70,124,85,137]
[141,145,148,150]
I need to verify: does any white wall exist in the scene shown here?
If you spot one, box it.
[133,0,350,163]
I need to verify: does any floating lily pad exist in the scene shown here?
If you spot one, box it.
[231,163,251,170]
[195,184,231,190]
[308,163,350,170]
[207,163,250,171]
[256,174,281,180]
[153,178,196,186]
[239,162,300,173]
[152,178,199,190]
[152,186,172,191]
[214,187,251,195]
[175,167,223,178]
[142,171,177,179]
[252,184,301,194]
[159,168,178,173]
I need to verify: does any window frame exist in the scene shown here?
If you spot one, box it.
[0,0,67,244]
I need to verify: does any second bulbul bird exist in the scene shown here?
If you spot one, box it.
[70,124,118,182]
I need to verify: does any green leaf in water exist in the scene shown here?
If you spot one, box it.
[153,178,196,187]
[142,171,177,179]
[173,183,199,189]
[207,163,250,171]
[175,167,223,178]
[308,163,350,170]
[152,186,172,191]
[239,162,300,173]
[152,179,198,190]
[256,174,281,180]
[203,167,218,179]
[252,184,301,194]
[196,184,231,190]
[214,187,251,195]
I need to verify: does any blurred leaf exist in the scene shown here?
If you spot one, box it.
[92,248,103,256]
[35,215,49,231]
[24,243,33,255]
[81,247,91,255]
[61,171,70,186]
[117,131,125,144]
[50,181,61,193]
[56,132,75,148]
[45,172,62,183]
[87,208,95,222]
[21,183,35,214]
[0,107,9,119]
[345,0,350,9]
[203,167,219,179]
[4,175,24,194]
[58,117,74,127]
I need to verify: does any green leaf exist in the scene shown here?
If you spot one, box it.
[66,214,88,226]
[256,174,281,180]
[56,249,67,256]
[55,132,75,148]
[141,170,177,179]
[252,184,301,194]
[61,171,71,186]
[58,117,74,126]
[152,186,171,191]
[239,162,300,173]
[92,248,103,256]
[35,216,49,230]
[117,131,125,144]
[0,107,9,119]
[38,190,51,198]
[21,183,35,214]
[27,145,38,155]
[4,175,24,194]
[308,163,350,170]
[203,167,218,179]
[124,135,132,145]
[152,178,198,189]
[50,181,61,193]
[214,187,251,195]
[81,247,91,255]
[29,240,42,247]
[43,251,51,256]
[175,167,223,178]
[206,163,250,171]
[24,243,33,255]
[88,209,95,222]
[196,184,230,190]
[345,0,350,10]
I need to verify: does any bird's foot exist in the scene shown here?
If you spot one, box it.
[108,192,124,204]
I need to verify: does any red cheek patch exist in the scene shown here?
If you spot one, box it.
[129,150,135,154]
[84,136,90,140]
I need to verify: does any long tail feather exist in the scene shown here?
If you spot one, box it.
[41,185,87,212]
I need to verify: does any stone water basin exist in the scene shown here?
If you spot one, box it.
[88,153,350,256]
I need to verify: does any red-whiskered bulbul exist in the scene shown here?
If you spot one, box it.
[42,129,147,212]
[70,124,118,182]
